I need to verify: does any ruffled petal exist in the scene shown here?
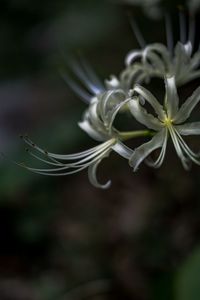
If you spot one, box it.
[128,97,162,131]
[133,84,165,119]
[129,129,166,171]
[173,86,200,124]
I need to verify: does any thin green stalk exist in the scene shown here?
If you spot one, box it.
[118,130,155,141]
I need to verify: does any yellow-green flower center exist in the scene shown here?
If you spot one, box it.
[163,117,173,127]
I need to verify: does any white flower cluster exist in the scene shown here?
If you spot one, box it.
[21,14,200,188]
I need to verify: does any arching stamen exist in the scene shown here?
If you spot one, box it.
[165,13,174,54]
[24,147,111,176]
[179,10,187,44]
[22,135,113,161]
[78,54,105,90]
[175,134,200,166]
[189,14,195,50]
[60,71,92,104]
[168,125,190,170]
[26,149,65,167]
[174,128,200,159]
[127,14,146,48]
[68,60,102,95]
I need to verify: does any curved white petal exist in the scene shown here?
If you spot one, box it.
[129,129,166,172]
[144,43,171,67]
[143,51,166,73]
[174,86,200,124]
[88,151,111,189]
[125,50,143,66]
[112,141,133,159]
[175,122,200,135]
[105,75,120,89]
[128,97,162,131]
[145,128,168,168]
[98,89,126,124]
[78,119,106,141]
[133,84,165,119]
[191,52,200,69]
[107,98,131,133]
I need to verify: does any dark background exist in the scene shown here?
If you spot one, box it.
[0,0,200,299]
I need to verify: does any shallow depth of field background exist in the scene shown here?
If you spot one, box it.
[0,0,200,299]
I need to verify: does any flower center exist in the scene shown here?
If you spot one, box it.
[163,117,173,127]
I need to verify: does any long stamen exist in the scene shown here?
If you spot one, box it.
[128,14,146,48]
[21,139,116,174]
[78,55,105,90]
[68,60,102,95]
[22,135,112,161]
[168,125,190,170]
[60,71,92,103]
[173,129,200,168]
[165,13,174,54]
[179,9,187,44]
[189,13,195,50]
[25,147,112,176]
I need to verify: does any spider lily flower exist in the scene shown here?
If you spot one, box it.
[123,12,200,87]
[20,86,138,189]
[128,75,200,171]
[18,57,147,189]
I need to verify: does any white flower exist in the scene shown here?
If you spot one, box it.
[124,13,200,87]
[128,75,200,171]
[20,69,136,189]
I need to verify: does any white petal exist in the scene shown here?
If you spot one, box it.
[133,84,165,119]
[145,128,168,168]
[191,51,200,69]
[129,129,166,171]
[125,50,143,66]
[120,64,150,90]
[98,89,126,124]
[128,97,162,131]
[105,75,120,89]
[144,43,171,67]
[78,119,106,141]
[175,42,192,64]
[165,76,179,118]
[88,152,111,189]
[175,122,200,135]
[143,51,166,73]
[174,86,200,124]
[112,142,133,159]
[107,98,131,133]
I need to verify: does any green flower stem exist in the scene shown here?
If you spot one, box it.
[118,130,155,141]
